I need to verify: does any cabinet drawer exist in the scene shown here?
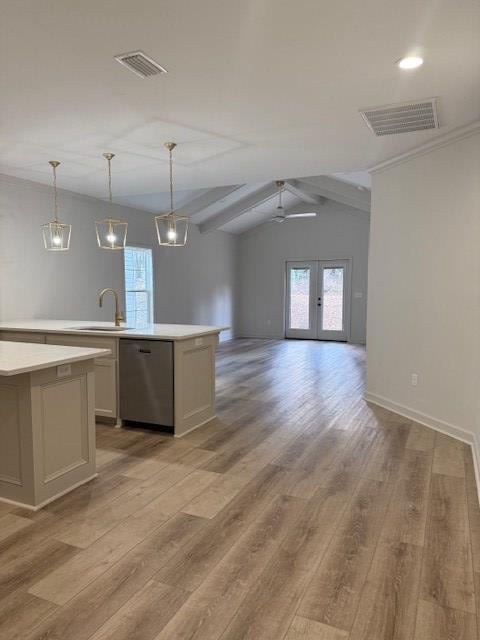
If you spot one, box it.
[45,333,117,358]
[0,331,46,343]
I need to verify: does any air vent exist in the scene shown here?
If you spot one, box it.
[360,98,439,136]
[114,51,167,78]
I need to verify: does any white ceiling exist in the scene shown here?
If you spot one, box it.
[0,0,479,212]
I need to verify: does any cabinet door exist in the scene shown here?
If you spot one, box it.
[45,335,118,420]
[0,331,46,343]
[94,358,118,419]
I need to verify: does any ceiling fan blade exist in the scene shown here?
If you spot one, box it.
[285,212,317,219]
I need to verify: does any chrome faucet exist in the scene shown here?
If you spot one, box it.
[99,288,124,327]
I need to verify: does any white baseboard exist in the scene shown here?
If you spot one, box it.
[364,391,480,505]
[236,333,285,340]
[236,333,366,344]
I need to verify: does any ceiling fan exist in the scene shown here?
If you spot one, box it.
[269,181,317,223]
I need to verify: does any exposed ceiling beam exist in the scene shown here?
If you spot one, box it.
[190,182,271,224]
[181,185,245,218]
[296,176,371,212]
[199,182,280,234]
[284,180,326,205]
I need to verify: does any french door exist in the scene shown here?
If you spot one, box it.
[285,260,349,341]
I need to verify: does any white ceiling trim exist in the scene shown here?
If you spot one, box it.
[369,120,480,174]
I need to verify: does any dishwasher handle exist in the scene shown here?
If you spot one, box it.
[138,348,151,354]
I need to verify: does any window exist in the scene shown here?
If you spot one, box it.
[321,267,344,331]
[289,267,311,329]
[124,246,154,326]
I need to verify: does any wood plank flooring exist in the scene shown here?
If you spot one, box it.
[1,338,479,639]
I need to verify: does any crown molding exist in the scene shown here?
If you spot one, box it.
[369,120,480,174]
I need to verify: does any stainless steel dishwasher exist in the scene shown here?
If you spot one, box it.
[119,339,174,428]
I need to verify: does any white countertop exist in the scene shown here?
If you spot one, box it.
[0,320,229,341]
[0,341,110,376]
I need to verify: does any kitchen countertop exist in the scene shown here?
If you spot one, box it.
[0,320,229,341]
[0,341,110,376]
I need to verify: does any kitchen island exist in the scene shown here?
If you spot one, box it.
[0,341,109,509]
[0,321,227,437]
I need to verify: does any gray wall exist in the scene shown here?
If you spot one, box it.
[0,174,237,339]
[236,201,370,343]
[366,128,480,443]
[154,225,237,341]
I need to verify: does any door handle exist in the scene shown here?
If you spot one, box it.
[138,348,151,354]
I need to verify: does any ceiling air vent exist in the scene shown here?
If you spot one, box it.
[114,51,167,78]
[360,98,439,136]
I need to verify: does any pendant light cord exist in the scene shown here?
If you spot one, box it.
[52,163,58,223]
[107,156,112,204]
[103,153,115,224]
[169,145,174,214]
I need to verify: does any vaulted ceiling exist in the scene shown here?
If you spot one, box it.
[164,174,370,234]
[0,0,478,218]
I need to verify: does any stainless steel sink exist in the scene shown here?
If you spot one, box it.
[66,326,133,332]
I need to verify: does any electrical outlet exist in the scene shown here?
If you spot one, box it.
[57,364,72,378]
[411,373,418,386]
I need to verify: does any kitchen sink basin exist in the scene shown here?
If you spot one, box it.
[67,326,133,332]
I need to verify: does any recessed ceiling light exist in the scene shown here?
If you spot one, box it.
[397,56,424,70]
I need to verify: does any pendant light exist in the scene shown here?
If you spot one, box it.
[95,153,128,250]
[155,142,188,247]
[42,161,72,251]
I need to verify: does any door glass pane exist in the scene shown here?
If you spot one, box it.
[289,268,310,329]
[322,267,344,331]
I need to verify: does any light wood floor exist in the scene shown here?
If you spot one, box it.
[1,338,479,640]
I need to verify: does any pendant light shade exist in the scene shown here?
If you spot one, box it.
[95,153,128,250]
[155,142,189,247]
[42,161,71,251]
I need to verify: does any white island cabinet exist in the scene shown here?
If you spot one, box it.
[0,320,227,437]
[0,341,109,510]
